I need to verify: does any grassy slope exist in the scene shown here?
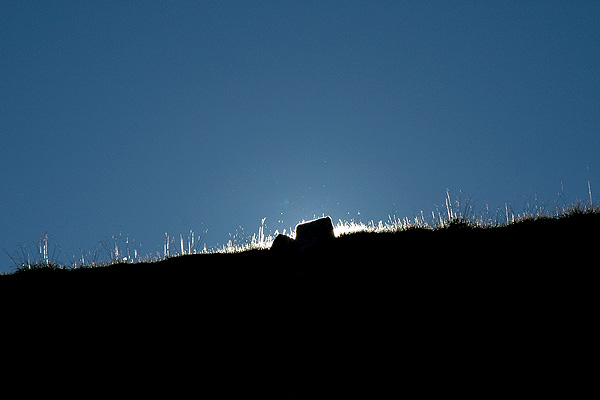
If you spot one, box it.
[2,211,598,398]
[4,209,598,275]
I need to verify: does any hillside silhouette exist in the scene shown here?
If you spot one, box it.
[2,210,598,398]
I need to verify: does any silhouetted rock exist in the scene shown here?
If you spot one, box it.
[295,216,335,243]
[271,232,294,253]
[270,216,335,253]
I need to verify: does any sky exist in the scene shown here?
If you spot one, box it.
[2,1,599,270]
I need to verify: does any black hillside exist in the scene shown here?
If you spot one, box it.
[2,211,598,398]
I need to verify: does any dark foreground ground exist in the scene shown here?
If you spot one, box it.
[2,212,599,398]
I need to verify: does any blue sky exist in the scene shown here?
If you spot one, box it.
[2,1,599,270]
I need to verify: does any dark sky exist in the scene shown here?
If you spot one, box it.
[2,1,599,270]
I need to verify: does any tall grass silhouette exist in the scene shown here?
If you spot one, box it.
[2,188,597,275]
[3,190,598,399]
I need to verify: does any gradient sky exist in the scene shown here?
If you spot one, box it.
[2,1,599,270]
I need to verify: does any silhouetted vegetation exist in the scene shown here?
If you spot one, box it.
[2,205,598,398]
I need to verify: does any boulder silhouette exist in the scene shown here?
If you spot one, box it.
[271,216,335,253]
[295,216,335,243]
[271,232,295,252]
